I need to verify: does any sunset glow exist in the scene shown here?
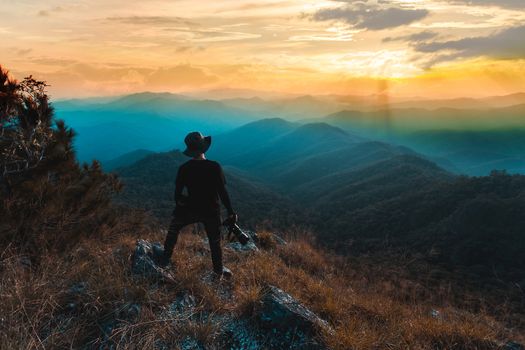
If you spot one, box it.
[1,0,524,98]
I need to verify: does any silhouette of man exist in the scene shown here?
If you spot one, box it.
[160,132,237,279]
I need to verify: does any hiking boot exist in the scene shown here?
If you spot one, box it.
[214,266,233,280]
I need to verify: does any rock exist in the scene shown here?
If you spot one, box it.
[227,241,259,252]
[221,319,261,350]
[131,239,169,279]
[226,228,259,252]
[258,285,332,334]
[169,292,197,315]
[430,309,440,319]
[504,342,524,350]
[257,285,333,349]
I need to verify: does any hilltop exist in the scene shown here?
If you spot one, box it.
[3,225,524,349]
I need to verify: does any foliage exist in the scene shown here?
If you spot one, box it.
[291,154,525,285]
[0,66,122,255]
[0,68,54,176]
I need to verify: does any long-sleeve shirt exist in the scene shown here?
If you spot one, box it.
[174,159,234,217]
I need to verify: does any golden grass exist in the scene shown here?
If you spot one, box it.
[0,226,522,349]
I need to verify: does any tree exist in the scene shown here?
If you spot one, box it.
[0,69,55,177]
[0,65,122,255]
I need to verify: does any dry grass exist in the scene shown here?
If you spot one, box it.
[0,226,522,349]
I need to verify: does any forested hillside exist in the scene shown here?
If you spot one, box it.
[323,107,525,175]
[114,118,525,289]
[115,150,302,229]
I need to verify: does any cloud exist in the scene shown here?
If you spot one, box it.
[288,33,354,42]
[31,58,78,66]
[16,48,32,56]
[26,63,219,97]
[37,6,63,17]
[106,16,260,42]
[313,3,429,30]
[442,0,525,9]
[106,16,197,27]
[215,1,294,13]
[145,65,218,88]
[63,63,151,83]
[383,31,439,43]
[415,25,525,65]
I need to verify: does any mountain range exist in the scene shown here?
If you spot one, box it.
[55,91,525,175]
[111,117,525,286]
[54,92,264,162]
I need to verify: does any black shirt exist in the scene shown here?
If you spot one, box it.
[175,159,234,217]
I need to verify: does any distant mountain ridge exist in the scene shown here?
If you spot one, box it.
[103,149,155,171]
[114,117,525,286]
[54,92,265,162]
[54,91,525,175]
[322,106,525,175]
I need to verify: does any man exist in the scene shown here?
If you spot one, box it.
[159,131,237,279]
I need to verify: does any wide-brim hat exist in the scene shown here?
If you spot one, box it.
[183,132,212,157]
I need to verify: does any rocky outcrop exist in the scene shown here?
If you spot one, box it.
[256,285,333,349]
[226,229,287,252]
[227,240,259,252]
[226,228,259,252]
[156,285,332,349]
[131,239,173,280]
[129,239,333,349]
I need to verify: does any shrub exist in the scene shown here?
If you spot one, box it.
[0,66,122,256]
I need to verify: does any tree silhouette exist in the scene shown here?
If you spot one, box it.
[0,65,122,255]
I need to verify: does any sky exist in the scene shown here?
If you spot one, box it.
[1,0,525,99]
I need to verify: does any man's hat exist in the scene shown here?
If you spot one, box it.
[183,131,212,157]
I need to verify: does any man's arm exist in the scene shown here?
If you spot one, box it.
[216,164,235,215]
[174,166,186,205]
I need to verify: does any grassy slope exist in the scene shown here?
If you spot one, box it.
[1,224,521,349]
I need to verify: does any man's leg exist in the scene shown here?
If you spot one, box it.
[161,211,189,266]
[203,216,225,275]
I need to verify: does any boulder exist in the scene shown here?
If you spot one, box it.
[256,285,332,349]
[227,241,259,252]
[131,239,170,279]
